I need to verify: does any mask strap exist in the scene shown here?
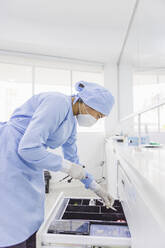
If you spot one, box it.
[78,101,88,115]
[79,101,99,120]
[78,101,82,114]
[83,103,100,120]
[83,103,90,115]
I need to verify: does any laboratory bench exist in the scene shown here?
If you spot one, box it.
[37,138,165,248]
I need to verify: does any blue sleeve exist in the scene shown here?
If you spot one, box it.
[62,123,79,164]
[18,95,69,171]
[62,123,93,189]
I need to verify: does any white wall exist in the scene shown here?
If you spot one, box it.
[49,64,120,189]
[50,132,105,189]
[77,132,105,178]
[104,63,118,136]
[118,64,134,120]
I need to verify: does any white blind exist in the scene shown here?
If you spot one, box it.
[0,63,32,121]
[0,54,104,132]
[34,67,71,95]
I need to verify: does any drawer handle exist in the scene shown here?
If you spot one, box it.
[121,179,125,186]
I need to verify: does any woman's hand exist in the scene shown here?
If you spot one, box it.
[89,180,116,210]
[61,160,86,180]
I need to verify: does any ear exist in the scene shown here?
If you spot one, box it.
[75,81,85,92]
[79,83,85,88]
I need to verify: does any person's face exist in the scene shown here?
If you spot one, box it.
[79,102,105,120]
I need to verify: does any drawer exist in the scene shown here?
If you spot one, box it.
[118,162,136,205]
[37,193,131,248]
[117,162,136,236]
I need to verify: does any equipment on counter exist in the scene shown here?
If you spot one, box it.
[142,141,164,148]
[126,136,149,146]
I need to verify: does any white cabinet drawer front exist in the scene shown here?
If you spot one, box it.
[118,162,165,248]
[106,142,118,198]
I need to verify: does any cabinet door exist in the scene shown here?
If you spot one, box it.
[118,162,165,248]
[105,141,118,198]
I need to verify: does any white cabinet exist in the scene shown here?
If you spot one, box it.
[105,139,165,248]
[117,160,165,248]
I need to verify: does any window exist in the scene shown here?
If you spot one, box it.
[0,63,32,122]
[0,59,104,132]
[34,67,71,95]
[133,72,165,132]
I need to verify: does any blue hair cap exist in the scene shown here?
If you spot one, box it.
[74,81,114,115]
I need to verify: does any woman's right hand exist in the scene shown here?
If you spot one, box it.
[61,160,86,180]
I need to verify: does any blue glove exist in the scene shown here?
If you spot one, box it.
[81,172,94,189]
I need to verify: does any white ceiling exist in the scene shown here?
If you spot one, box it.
[121,0,165,68]
[0,0,136,64]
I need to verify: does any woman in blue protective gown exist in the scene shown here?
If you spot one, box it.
[0,81,114,248]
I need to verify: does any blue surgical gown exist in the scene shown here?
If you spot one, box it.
[0,92,83,246]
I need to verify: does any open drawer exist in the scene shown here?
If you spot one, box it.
[37,193,131,248]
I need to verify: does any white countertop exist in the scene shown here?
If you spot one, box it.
[113,142,165,199]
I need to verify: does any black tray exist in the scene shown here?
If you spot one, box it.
[68,199,82,205]
[66,199,124,214]
[66,205,100,213]
[62,212,126,222]
[68,198,106,206]
[62,198,126,224]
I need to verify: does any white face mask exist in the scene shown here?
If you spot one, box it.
[76,114,97,127]
[76,102,98,127]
